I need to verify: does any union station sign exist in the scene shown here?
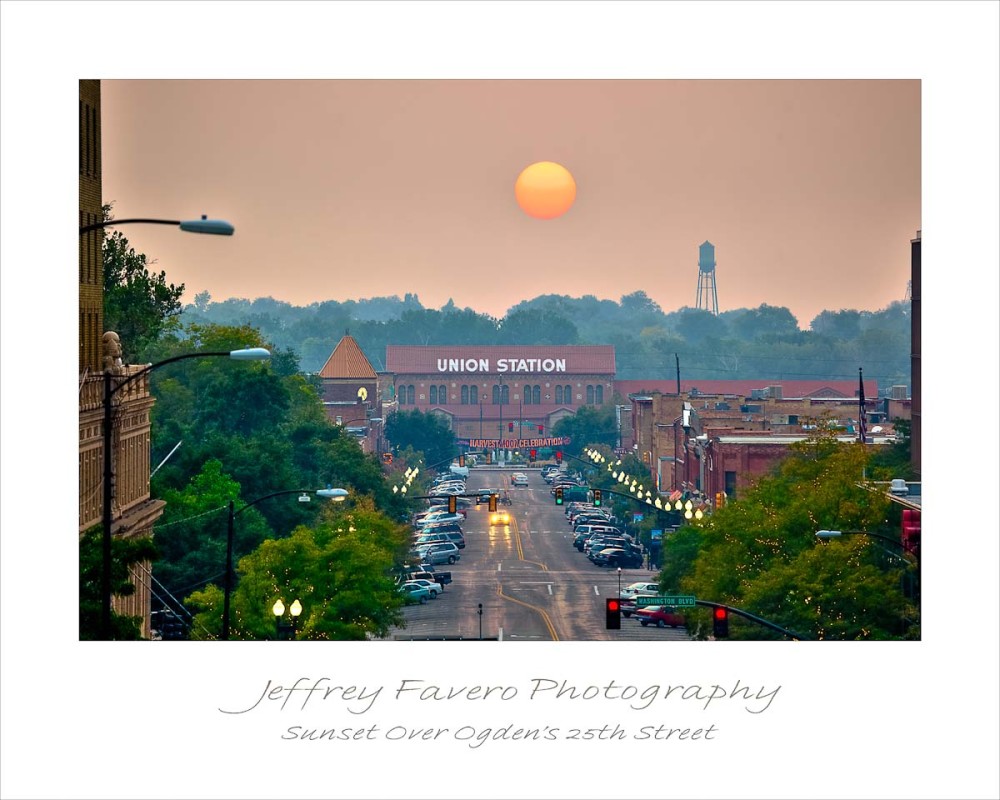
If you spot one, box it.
[436,357,567,374]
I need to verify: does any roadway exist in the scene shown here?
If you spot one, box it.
[393,467,691,642]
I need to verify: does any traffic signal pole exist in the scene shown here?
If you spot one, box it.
[694,600,809,641]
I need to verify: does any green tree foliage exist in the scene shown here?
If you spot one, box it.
[660,434,917,640]
[79,528,159,640]
[384,409,456,467]
[102,207,185,362]
[186,503,409,640]
[552,405,618,450]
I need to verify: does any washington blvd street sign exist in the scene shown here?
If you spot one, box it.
[636,595,696,608]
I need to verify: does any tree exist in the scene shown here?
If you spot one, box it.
[552,405,618,451]
[384,409,456,467]
[660,433,915,639]
[102,206,185,361]
[79,528,158,640]
[185,503,409,640]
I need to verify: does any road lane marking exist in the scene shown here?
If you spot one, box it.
[495,582,559,641]
[594,585,600,595]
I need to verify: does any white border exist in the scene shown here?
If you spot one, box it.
[2,2,998,799]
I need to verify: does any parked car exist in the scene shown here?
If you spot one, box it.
[592,547,644,568]
[402,579,441,598]
[412,533,449,548]
[634,605,685,628]
[399,583,434,604]
[406,568,452,590]
[489,509,511,526]
[621,582,661,598]
[420,542,461,565]
[442,531,466,549]
[419,522,463,536]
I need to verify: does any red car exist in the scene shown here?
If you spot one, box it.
[633,605,685,628]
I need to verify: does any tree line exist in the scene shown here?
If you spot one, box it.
[179,289,911,389]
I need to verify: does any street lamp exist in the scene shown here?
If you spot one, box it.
[272,598,303,640]
[79,214,235,236]
[222,487,349,639]
[100,347,270,639]
[815,529,919,560]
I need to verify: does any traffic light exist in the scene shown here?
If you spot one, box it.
[459,454,465,467]
[509,422,514,433]
[489,494,498,513]
[712,606,730,638]
[555,450,562,464]
[529,449,537,462]
[715,491,725,509]
[605,598,621,629]
[593,489,602,507]
[538,424,544,434]
[555,487,564,505]
[902,509,921,555]
[448,495,457,514]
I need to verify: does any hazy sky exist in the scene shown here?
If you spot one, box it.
[101,79,919,329]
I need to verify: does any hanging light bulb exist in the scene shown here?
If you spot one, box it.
[685,500,693,511]
[654,498,663,509]
[675,500,683,510]
[685,509,693,520]
[695,508,704,520]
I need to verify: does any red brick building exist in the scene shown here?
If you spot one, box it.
[317,334,384,454]
[384,345,615,444]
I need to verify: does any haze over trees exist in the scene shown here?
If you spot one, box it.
[179,288,912,389]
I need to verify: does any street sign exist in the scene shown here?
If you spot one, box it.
[651,529,663,541]
[636,595,696,607]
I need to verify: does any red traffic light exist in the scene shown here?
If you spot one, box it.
[509,422,514,432]
[538,424,544,433]
[605,597,621,629]
[712,606,729,638]
[529,448,537,462]
[555,451,562,463]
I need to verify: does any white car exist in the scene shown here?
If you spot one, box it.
[620,582,661,599]
[403,579,441,598]
[511,473,529,487]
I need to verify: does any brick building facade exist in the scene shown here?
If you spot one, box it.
[384,345,615,443]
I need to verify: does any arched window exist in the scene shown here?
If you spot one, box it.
[595,385,603,405]
[461,385,469,405]
[439,385,447,403]
[502,385,509,404]
[523,385,532,406]
[533,386,541,404]
[555,385,563,404]
[492,385,500,404]
[564,385,572,405]
[397,384,406,405]
[430,386,438,404]
[407,385,415,405]
[586,385,595,405]
[470,386,478,405]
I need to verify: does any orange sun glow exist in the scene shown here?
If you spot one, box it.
[514,161,576,220]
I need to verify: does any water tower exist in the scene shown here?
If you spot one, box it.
[695,240,719,315]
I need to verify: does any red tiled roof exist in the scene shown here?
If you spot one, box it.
[614,379,878,399]
[385,345,615,375]
[318,335,378,379]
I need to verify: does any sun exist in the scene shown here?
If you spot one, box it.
[515,161,576,220]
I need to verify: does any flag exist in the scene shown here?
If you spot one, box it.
[858,368,868,444]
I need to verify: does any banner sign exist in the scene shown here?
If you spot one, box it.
[460,436,571,449]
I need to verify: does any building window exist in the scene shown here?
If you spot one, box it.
[586,385,595,405]
[523,385,533,405]
[470,386,478,404]
[430,386,438,404]
[492,385,500,404]
[502,385,509,404]
[555,386,563,404]
[564,385,572,405]
[439,384,446,403]
[461,385,469,404]
[725,471,737,500]
[595,385,603,405]
[533,385,541,404]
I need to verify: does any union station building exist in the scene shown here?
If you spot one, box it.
[384,345,616,443]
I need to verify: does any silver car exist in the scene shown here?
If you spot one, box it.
[417,542,461,565]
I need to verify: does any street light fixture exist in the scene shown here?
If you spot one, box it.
[100,347,270,639]
[815,529,918,559]
[272,598,303,640]
[222,486,349,639]
[79,214,235,236]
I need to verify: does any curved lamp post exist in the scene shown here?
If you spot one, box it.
[101,347,269,639]
[815,529,918,560]
[80,215,234,236]
[222,487,348,640]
